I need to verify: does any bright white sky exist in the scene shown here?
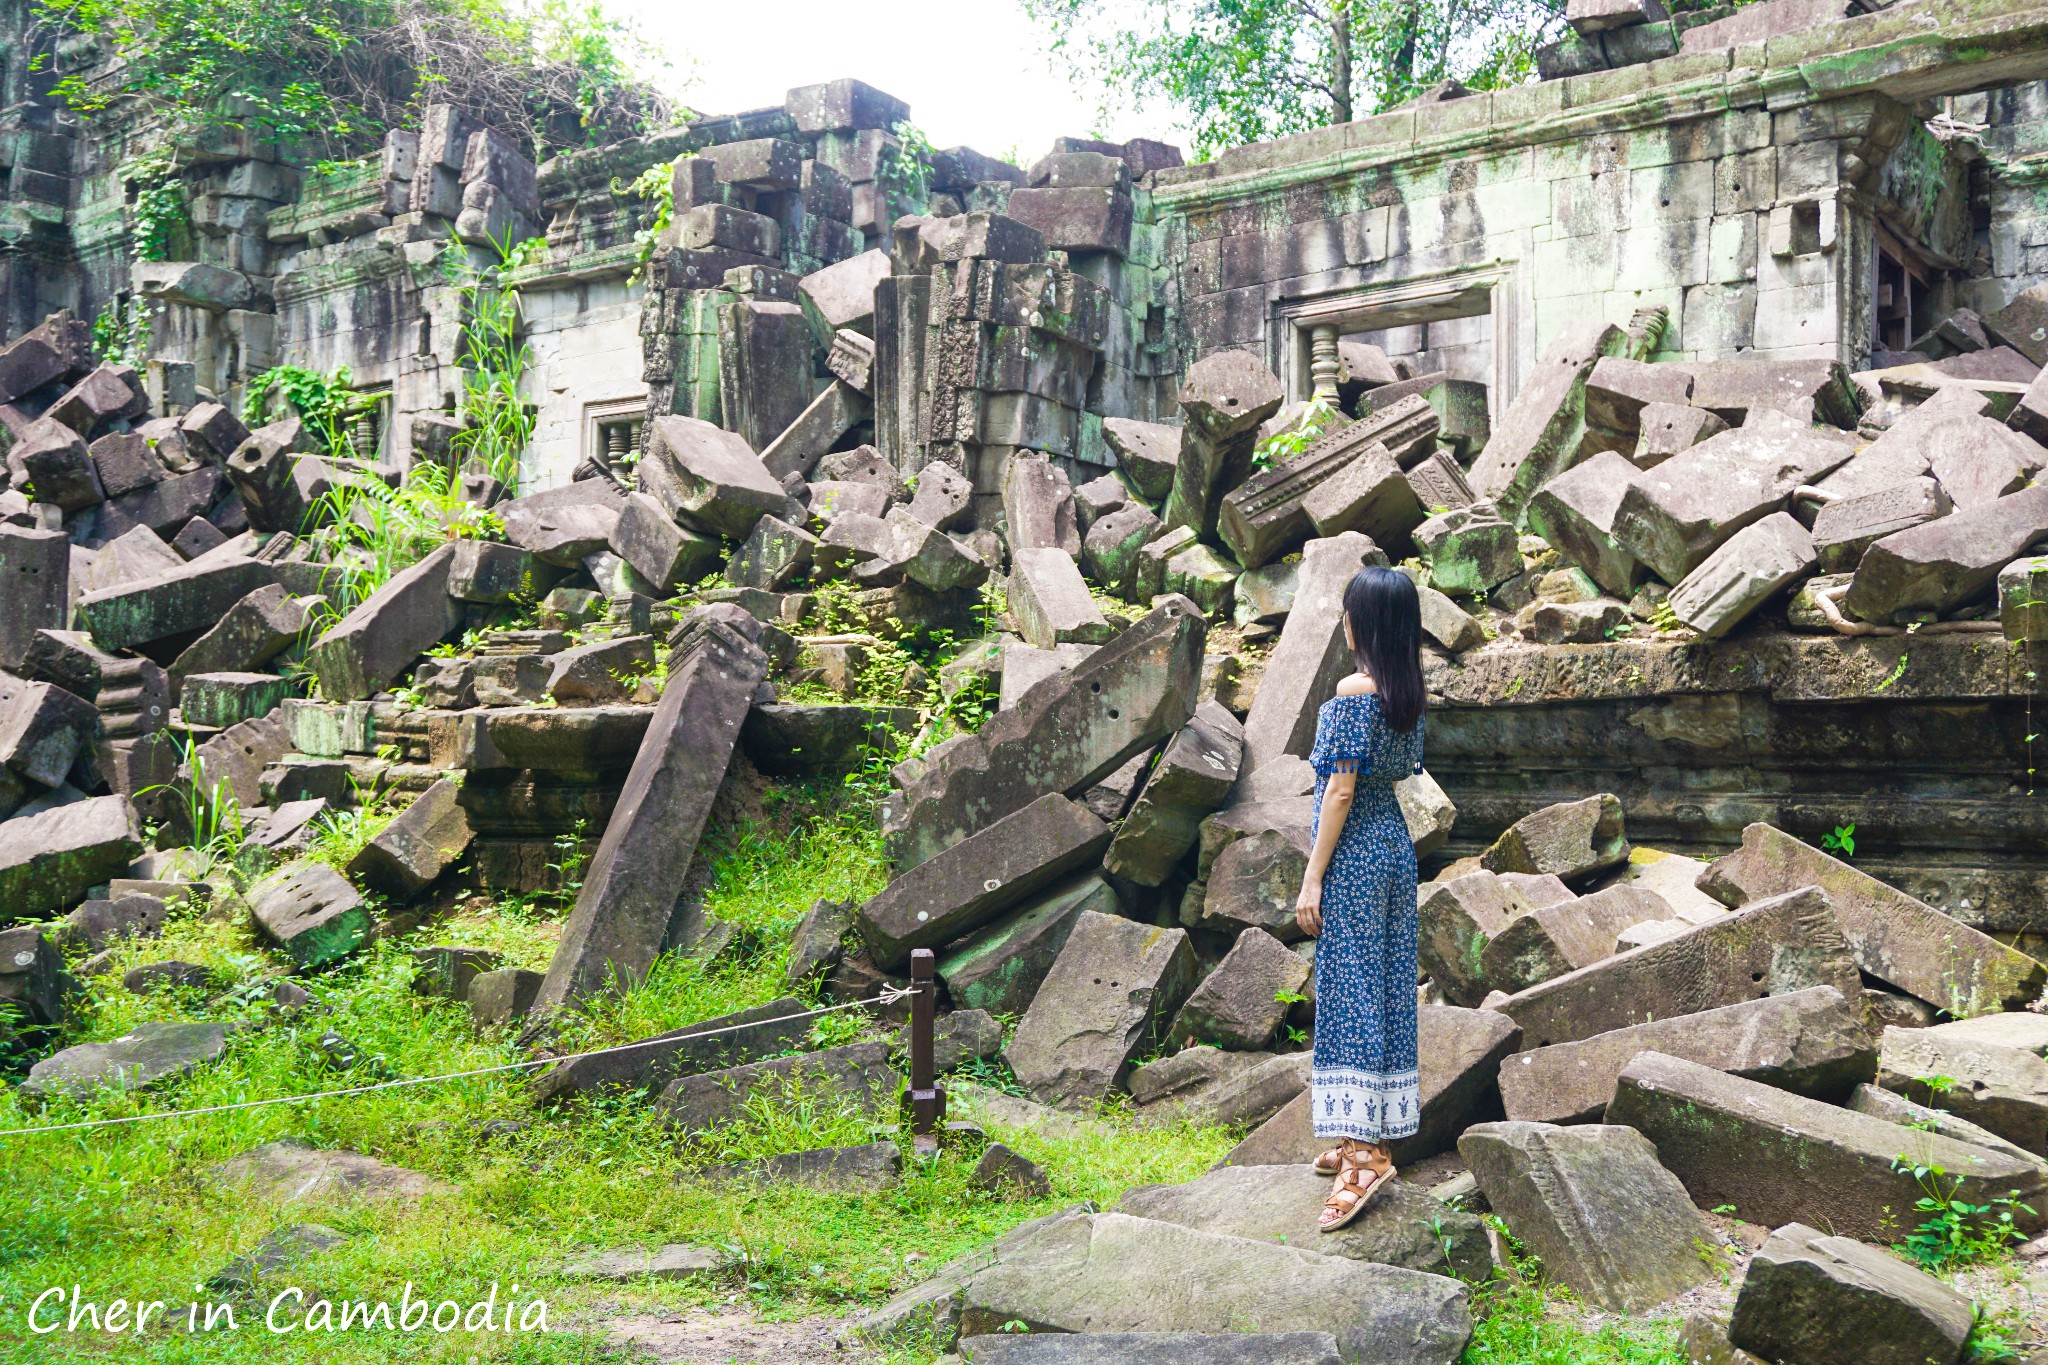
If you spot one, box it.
[611,0,1192,168]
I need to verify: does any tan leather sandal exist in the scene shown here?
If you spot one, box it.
[1312,1145,1346,1176]
[1319,1149,1397,1233]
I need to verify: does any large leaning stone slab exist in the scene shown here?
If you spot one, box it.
[1845,484,2048,623]
[1877,1025,2048,1155]
[22,1021,229,1101]
[0,794,144,920]
[167,583,310,688]
[936,873,1115,1017]
[655,1040,898,1133]
[1606,1051,2048,1242]
[536,618,767,1010]
[531,996,811,1105]
[1460,1121,1716,1312]
[1467,321,1626,522]
[0,526,69,671]
[884,597,1204,867]
[1728,1222,1973,1365]
[1005,909,1197,1108]
[249,862,370,969]
[1009,547,1112,647]
[1847,1082,2048,1170]
[1223,1006,1521,1167]
[1499,887,1864,1051]
[858,794,1111,971]
[1527,450,1643,596]
[958,1212,1470,1365]
[306,542,464,701]
[1667,511,1815,639]
[77,556,277,654]
[345,778,473,900]
[1236,532,1381,790]
[1162,352,1285,540]
[1499,985,1875,1124]
[1119,1163,1491,1280]
[1611,422,1850,583]
[1105,701,1244,885]
[1700,821,2045,1018]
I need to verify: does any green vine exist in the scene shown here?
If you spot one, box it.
[616,156,677,282]
[91,297,153,367]
[442,230,541,489]
[878,120,935,211]
[243,364,356,455]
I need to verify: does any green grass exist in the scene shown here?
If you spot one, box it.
[0,783,1695,1365]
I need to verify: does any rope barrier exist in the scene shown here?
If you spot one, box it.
[0,987,919,1140]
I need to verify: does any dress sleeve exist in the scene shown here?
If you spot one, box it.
[1310,700,1371,778]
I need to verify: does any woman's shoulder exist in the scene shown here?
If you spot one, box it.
[1333,672,1378,697]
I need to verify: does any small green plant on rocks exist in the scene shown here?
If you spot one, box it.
[1892,1158,2034,1272]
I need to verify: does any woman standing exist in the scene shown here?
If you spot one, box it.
[1294,566,1428,1232]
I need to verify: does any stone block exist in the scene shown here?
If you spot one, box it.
[468,968,544,1027]
[1119,1163,1490,1280]
[727,515,818,592]
[1728,1223,1973,1365]
[1584,357,1692,444]
[22,1021,230,1101]
[0,926,66,1024]
[1417,507,1520,596]
[47,364,148,438]
[1812,477,1950,574]
[858,794,1110,971]
[707,1141,905,1194]
[176,671,289,729]
[167,584,308,688]
[1689,358,1860,428]
[498,481,623,567]
[305,543,463,702]
[1633,401,1727,468]
[1479,884,1669,993]
[1845,485,2048,623]
[960,1213,1467,1363]
[1700,822,2045,1018]
[77,556,277,654]
[938,872,1113,1018]
[1221,399,1438,568]
[1106,702,1244,885]
[1480,793,1629,884]
[1498,984,1875,1124]
[1009,547,1111,647]
[19,419,101,510]
[0,676,96,789]
[447,541,557,604]
[1878,1025,2048,1155]
[1104,418,1180,502]
[1667,510,1815,638]
[1499,886,1864,1050]
[609,491,720,595]
[531,996,811,1104]
[535,619,767,1011]
[0,794,143,919]
[1419,870,1535,1007]
[639,414,789,539]
[1003,453,1081,555]
[1168,927,1309,1051]
[348,779,473,900]
[249,862,370,970]
[1527,451,1642,596]
[657,1040,898,1133]
[1460,1121,1715,1311]
[882,508,986,592]
[1083,502,1164,597]
[409,944,502,1001]
[739,702,919,777]
[885,597,1204,866]
[1613,422,1851,584]
[0,527,69,671]
[905,462,973,531]
[761,380,869,481]
[1607,1051,2046,1242]
[1163,352,1285,540]
[1467,322,1626,520]
[1006,910,1198,1107]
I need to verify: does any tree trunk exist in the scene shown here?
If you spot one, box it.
[1329,4,1353,123]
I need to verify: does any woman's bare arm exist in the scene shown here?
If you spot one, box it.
[1295,767,1357,937]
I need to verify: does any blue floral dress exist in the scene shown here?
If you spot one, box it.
[1308,692,1425,1143]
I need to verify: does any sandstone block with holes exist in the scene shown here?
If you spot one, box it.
[1700,822,2045,1018]
[1005,910,1198,1108]
[1498,887,1864,1050]
[1105,702,1244,885]
[1607,1051,2047,1242]
[249,862,371,970]
[858,795,1110,971]
[1498,985,1875,1124]
[1460,1121,1715,1311]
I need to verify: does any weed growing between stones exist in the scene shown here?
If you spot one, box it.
[1894,1159,2036,1273]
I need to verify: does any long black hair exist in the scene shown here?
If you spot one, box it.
[1343,566,1426,732]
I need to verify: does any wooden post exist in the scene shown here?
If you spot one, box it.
[908,948,945,1157]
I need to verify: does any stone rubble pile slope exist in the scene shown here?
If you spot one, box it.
[10,186,2048,1362]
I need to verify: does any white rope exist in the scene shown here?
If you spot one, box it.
[0,987,920,1140]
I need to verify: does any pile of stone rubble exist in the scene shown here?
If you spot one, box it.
[10,184,2048,1363]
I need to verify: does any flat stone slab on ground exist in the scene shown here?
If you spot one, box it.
[1728,1222,1974,1365]
[958,1211,1470,1365]
[957,1332,1344,1364]
[656,1041,899,1134]
[22,1021,228,1101]
[1119,1162,1491,1280]
[542,1244,727,1281]
[530,996,812,1104]
[212,1140,449,1205]
[702,1141,903,1194]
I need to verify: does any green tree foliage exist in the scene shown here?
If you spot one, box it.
[32,0,678,157]
[1022,0,1566,158]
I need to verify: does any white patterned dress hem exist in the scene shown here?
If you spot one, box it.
[1310,1066,1421,1142]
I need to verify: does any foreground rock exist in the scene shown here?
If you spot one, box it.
[656,1041,898,1133]
[958,1212,1470,1365]
[530,997,812,1104]
[540,1244,725,1281]
[1607,1051,2047,1241]
[1877,1025,2048,1155]
[1701,822,2044,1018]
[1728,1223,1974,1365]
[1460,1121,1716,1312]
[704,1141,903,1194]
[1498,986,1875,1124]
[1004,910,1197,1108]
[957,1334,1342,1365]
[22,1021,229,1101]
[1119,1163,1491,1280]
[536,616,767,1011]
[0,794,144,920]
